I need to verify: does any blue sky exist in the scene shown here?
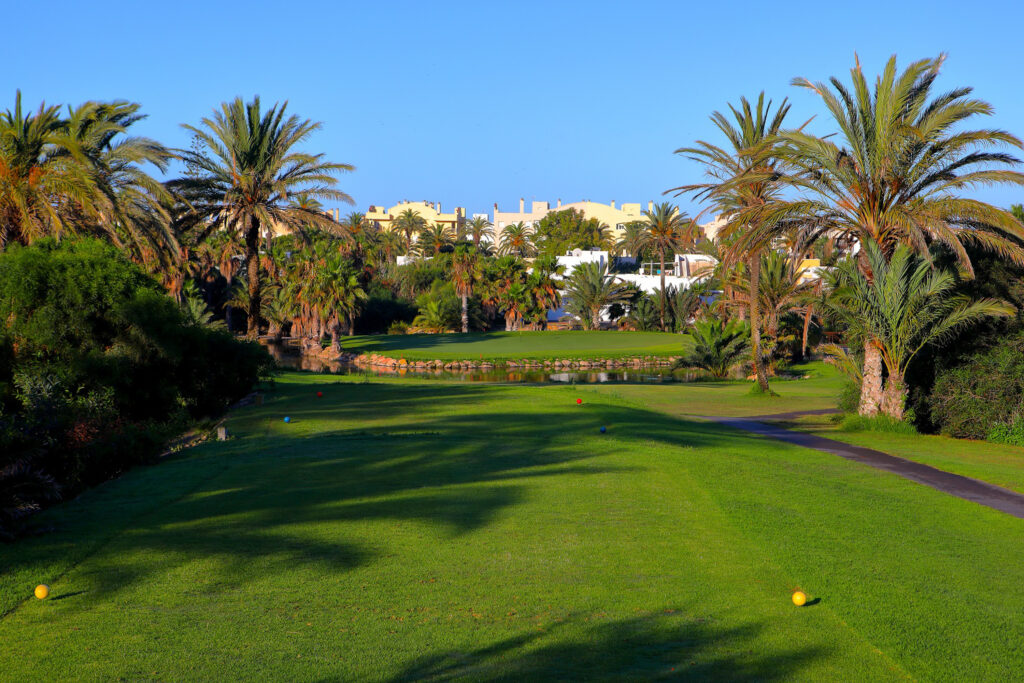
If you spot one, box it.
[4,0,1022,218]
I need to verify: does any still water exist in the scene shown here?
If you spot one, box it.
[264,343,702,384]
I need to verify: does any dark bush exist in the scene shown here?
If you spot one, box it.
[355,285,417,334]
[929,333,1024,439]
[0,239,272,538]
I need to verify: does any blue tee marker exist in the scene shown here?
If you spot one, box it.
[600,426,607,434]
[283,416,291,423]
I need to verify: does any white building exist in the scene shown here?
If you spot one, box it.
[548,250,717,323]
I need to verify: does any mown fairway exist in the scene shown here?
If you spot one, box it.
[2,372,1023,680]
[338,330,687,360]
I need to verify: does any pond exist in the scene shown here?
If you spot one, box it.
[263,342,704,384]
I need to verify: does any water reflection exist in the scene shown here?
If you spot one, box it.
[264,341,702,384]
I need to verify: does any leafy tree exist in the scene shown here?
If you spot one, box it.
[563,261,630,329]
[679,317,751,378]
[173,96,353,338]
[826,242,1012,419]
[534,208,610,256]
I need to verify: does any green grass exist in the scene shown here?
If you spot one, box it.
[2,372,1024,680]
[338,330,689,361]
[579,360,844,418]
[784,413,1024,495]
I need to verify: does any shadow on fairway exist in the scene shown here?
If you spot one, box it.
[3,380,764,614]
[386,612,825,682]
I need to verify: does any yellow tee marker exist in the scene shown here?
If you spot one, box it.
[791,590,807,607]
[34,584,50,600]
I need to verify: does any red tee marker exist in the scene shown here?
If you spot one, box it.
[576,398,583,405]
[316,391,323,398]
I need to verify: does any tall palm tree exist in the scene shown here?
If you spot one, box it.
[754,54,1024,414]
[465,215,493,248]
[498,221,536,257]
[563,261,630,329]
[173,96,354,338]
[828,242,1012,419]
[392,208,426,251]
[58,100,176,266]
[674,92,794,393]
[450,245,479,333]
[638,202,692,330]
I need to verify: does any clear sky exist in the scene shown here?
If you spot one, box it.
[4,0,1022,219]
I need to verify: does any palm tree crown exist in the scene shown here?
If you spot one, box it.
[172,96,354,337]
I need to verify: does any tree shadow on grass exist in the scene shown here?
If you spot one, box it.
[386,611,825,682]
[5,380,766,615]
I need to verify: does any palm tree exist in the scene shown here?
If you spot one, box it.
[373,229,405,264]
[727,250,817,372]
[827,242,1013,419]
[0,92,173,259]
[638,202,692,330]
[412,299,453,334]
[525,254,564,327]
[173,96,354,338]
[756,54,1024,414]
[393,208,427,250]
[679,317,751,378]
[466,215,493,249]
[674,92,794,393]
[563,261,630,329]
[418,223,454,256]
[58,100,176,266]
[450,245,479,333]
[498,221,537,257]
[614,222,648,262]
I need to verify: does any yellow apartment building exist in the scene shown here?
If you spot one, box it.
[492,198,653,240]
[363,200,466,232]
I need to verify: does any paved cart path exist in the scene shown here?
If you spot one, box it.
[702,410,1024,520]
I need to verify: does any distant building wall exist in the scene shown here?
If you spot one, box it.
[364,200,466,233]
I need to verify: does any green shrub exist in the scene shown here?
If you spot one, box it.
[929,333,1024,439]
[0,239,272,538]
[987,417,1024,447]
[840,414,917,434]
[838,380,861,413]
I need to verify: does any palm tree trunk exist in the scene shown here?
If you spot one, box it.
[330,317,341,353]
[859,340,885,416]
[245,222,261,339]
[801,304,812,361]
[880,368,906,420]
[659,250,667,331]
[461,294,469,333]
[748,254,770,392]
[347,311,355,336]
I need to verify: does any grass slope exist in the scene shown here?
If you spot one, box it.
[338,330,688,361]
[1,373,1023,680]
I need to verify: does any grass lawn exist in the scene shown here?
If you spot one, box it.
[779,413,1024,496]
[338,330,689,361]
[2,372,1024,680]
